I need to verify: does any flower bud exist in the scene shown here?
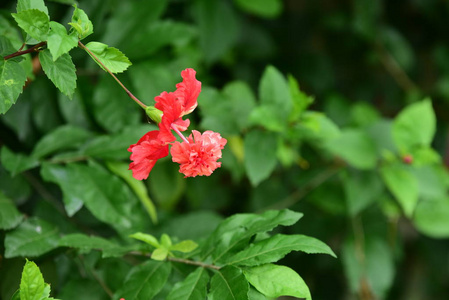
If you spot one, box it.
[145,106,163,124]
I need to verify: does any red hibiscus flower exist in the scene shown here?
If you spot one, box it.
[170,130,227,178]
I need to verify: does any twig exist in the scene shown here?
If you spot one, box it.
[4,42,47,60]
[375,42,418,92]
[78,255,113,298]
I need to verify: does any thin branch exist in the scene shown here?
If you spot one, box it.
[4,42,47,60]
[127,251,221,270]
[375,42,418,92]
[78,255,114,298]
[77,40,147,110]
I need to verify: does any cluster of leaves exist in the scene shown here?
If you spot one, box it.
[1,0,449,299]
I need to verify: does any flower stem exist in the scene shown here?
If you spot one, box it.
[78,40,147,110]
[171,124,190,143]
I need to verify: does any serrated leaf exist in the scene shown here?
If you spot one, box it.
[170,240,198,253]
[244,129,278,186]
[20,260,46,300]
[380,163,419,217]
[167,267,209,300]
[225,234,336,266]
[68,5,93,39]
[58,233,117,253]
[0,36,19,57]
[4,218,59,258]
[17,0,49,16]
[129,232,160,248]
[243,264,311,299]
[0,59,27,114]
[39,49,76,98]
[85,42,131,73]
[114,260,171,300]
[41,163,146,234]
[209,266,249,300]
[234,0,282,18]
[392,99,436,153]
[1,146,39,176]
[31,125,91,158]
[203,209,303,263]
[0,191,23,230]
[288,74,314,122]
[47,21,78,61]
[12,9,49,41]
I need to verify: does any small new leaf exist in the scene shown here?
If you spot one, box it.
[12,9,50,41]
[47,21,78,61]
[68,4,93,39]
[20,260,46,300]
[17,0,49,16]
[129,232,160,248]
[39,49,76,98]
[152,248,169,261]
[85,41,132,73]
[170,240,198,253]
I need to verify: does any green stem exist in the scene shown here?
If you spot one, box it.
[78,40,147,110]
[128,251,221,270]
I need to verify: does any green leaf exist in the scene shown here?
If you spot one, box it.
[41,163,145,233]
[170,240,198,253]
[39,49,76,98]
[342,237,395,299]
[233,0,282,18]
[152,248,169,261]
[120,20,196,60]
[326,129,377,169]
[204,209,303,263]
[244,129,278,186]
[254,65,292,130]
[414,197,449,238]
[380,163,419,217]
[243,264,311,299]
[20,260,46,300]
[47,21,78,61]
[129,232,160,248]
[224,81,257,131]
[209,266,249,300]
[4,217,59,258]
[1,146,39,176]
[343,170,384,216]
[92,74,140,133]
[32,125,91,158]
[0,59,27,114]
[392,99,436,153]
[195,0,238,63]
[17,0,49,16]
[83,125,153,160]
[225,234,336,266]
[12,9,49,41]
[288,75,314,122]
[166,267,209,300]
[114,260,171,300]
[0,191,23,230]
[85,42,131,73]
[106,160,158,224]
[68,5,93,39]
[58,233,117,253]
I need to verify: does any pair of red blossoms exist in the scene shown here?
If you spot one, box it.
[128,69,227,180]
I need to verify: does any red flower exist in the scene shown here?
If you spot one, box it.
[128,131,169,180]
[155,68,201,142]
[170,130,227,178]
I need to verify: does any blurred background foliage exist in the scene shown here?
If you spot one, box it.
[1,0,449,299]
